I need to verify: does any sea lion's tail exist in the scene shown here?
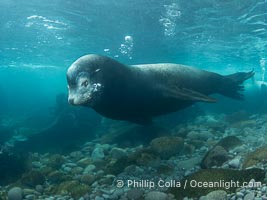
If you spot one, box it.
[219,70,254,100]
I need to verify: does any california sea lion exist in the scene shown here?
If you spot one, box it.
[67,54,254,125]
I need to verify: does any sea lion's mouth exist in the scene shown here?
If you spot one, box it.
[68,96,90,106]
[68,85,102,106]
[68,82,103,106]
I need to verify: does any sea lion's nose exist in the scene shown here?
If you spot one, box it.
[68,98,74,105]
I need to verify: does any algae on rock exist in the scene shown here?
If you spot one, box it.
[243,146,267,169]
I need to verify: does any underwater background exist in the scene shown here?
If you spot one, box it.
[1,0,267,199]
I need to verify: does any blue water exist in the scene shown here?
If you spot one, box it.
[2,1,267,198]
[0,0,267,142]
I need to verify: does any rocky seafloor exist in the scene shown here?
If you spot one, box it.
[2,111,267,200]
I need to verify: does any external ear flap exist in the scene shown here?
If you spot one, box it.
[95,68,101,73]
[91,68,101,76]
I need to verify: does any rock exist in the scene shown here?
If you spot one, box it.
[244,192,255,200]
[77,158,92,168]
[93,159,107,170]
[98,174,115,185]
[262,186,267,193]
[224,110,250,124]
[134,150,160,166]
[201,145,229,168]
[243,146,267,168]
[39,166,54,176]
[63,166,72,173]
[91,147,105,160]
[8,187,23,200]
[168,168,265,199]
[22,189,35,196]
[25,194,35,200]
[54,181,90,199]
[105,156,135,175]
[32,161,42,168]
[71,167,84,175]
[83,164,96,174]
[80,174,96,185]
[21,170,45,187]
[111,189,124,199]
[216,136,242,151]
[150,136,184,159]
[183,144,195,155]
[96,143,111,151]
[47,170,69,184]
[236,192,244,198]
[157,164,174,175]
[95,196,104,200]
[110,147,127,159]
[187,130,213,141]
[145,191,168,200]
[47,154,65,169]
[205,190,227,200]
[188,139,205,149]
[177,156,202,169]
[70,151,83,159]
[127,188,143,199]
[228,157,241,168]
[35,185,43,193]
[201,136,242,169]
[64,162,77,168]
[0,152,30,186]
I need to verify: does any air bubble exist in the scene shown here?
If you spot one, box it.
[260,58,266,82]
[119,35,134,59]
[159,3,181,37]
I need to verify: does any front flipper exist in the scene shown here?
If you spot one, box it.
[161,86,217,103]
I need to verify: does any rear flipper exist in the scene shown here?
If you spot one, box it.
[219,70,254,100]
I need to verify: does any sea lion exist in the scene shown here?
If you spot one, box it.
[67,54,254,125]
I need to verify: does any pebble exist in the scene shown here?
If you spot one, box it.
[187,130,213,140]
[84,164,96,174]
[110,147,127,159]
[95,196,104,200]
[4,113,267,200]
[23,188,36,196]
[205,190,227,200]
[236,192,244,198]
[244,192,255,200]
[65,162,77,168]
[71,166,84,174]
[25,194,35,200]
[8,187,23,200]
[35,185,43,193]
[102,194,110,199]
[63,166,72,172]
[70,151,83,158]
[228,157,241,168]
[110,189,124,199]
[32,161,42,168]
[127,188,143,199]
[255,197,262,200]
[91,147,105,160]
[96,143,111,151]
[145,191,168,200]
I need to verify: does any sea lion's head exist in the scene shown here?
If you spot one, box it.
[67,55,105,107]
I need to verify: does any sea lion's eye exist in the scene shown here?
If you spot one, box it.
[81,80,89,87]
